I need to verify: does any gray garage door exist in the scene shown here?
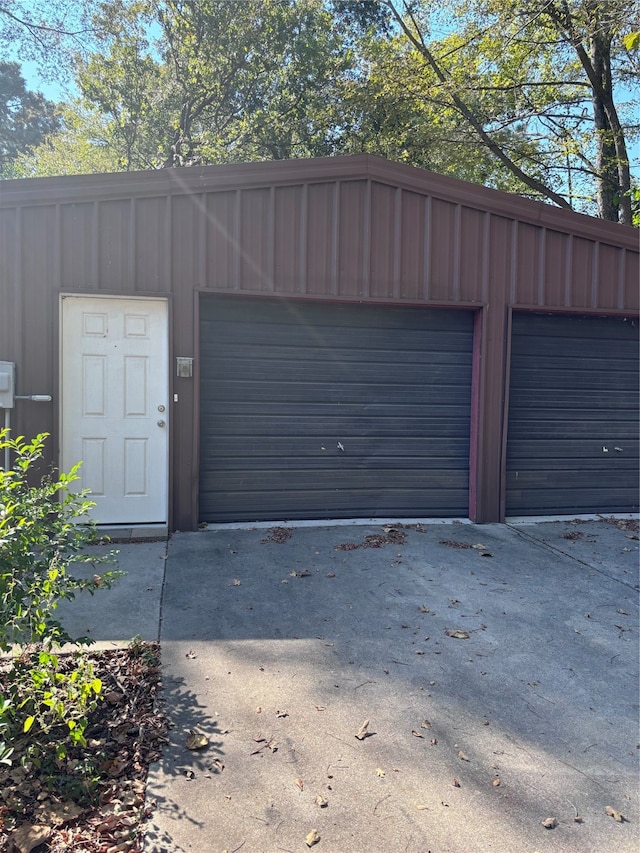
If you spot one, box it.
[199,296,473,522]
[506,313,639,516]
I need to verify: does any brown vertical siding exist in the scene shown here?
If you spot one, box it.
[624,251,639,309]
[0,154,637,529]
[274,185,304,294]
[61,203,95,289]
[399,191,425,300]
[370,182,396,300]
[429,199,457,301]
[306,182,336,295]
[338,181,366,297]
[134,196,169,292]
[458,206,485,303]
[205,190,237,289]
[471,215,513,522]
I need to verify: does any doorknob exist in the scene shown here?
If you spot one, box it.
[157,420,166,427]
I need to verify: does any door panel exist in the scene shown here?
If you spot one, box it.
[199,296,473,522]
[506,313,639,515]
[61,296,168,524]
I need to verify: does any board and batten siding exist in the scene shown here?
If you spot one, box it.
[0,155,638,528]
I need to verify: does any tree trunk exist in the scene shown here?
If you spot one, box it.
[590,27,620,220]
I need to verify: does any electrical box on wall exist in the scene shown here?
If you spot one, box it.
[0,362,15,408]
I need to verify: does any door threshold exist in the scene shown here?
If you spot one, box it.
[95,524,168,542]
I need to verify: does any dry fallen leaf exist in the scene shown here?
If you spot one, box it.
[452,778,461,787]
[421,719,432,729]
[295,777,304,790]
[542,817,558,829]
[457,750,470,762]
[376,767,386,777]
[416,804,430,810]
[305,829,321,847]
[411,730,424,738]
[355,719,370,740]
[276,709,289,718]
[290,569,312,578]
[418,605,430,613]
[185,730,209,750]
[574,815,584,823]
[9,823,53,853]
[104,690,124,704]
[492,778,501,787]
[430,737,438,745]
[472,543,487,550]
[315,795,328,808]
[605,806,624,822]
[446,629,470,639]
[36,800,85,826]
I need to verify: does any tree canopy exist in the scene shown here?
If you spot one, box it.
[1,0,638,223]
[0,61,58,170]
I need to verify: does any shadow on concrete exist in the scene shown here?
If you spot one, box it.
[145,520,639,852]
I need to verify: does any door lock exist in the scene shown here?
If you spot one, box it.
[158,404,165,412]
[157,420,166,428]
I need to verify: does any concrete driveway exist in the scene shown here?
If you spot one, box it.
[130,518,637,853]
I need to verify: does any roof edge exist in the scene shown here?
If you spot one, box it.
[0,154,637,249]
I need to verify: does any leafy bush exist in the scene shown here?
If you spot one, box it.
[0,430,121,768]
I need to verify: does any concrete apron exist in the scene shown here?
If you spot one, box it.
[144,520,639,853]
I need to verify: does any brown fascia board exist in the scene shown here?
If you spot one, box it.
[0,153,637,251]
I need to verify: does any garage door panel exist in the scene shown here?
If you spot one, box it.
[202,486,470,523]
[204,414,472,439]
[508,441,638,461]
[208,359,471,384]
[207,325,472,352]
[506,314,639,515]
[200,296,473,521]
[203,436,471,461]
[509,390,639,410]
[204,383,470,406]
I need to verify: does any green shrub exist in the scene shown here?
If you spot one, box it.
[0,430,121,768]
[0,430,120,651]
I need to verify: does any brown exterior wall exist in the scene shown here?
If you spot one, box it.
[1,154,638,528]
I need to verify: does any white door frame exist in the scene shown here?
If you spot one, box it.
[59,293,169,525]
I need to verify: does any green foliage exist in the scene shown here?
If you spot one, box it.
[3,650,103,760]
[0,430,120,651]
[0,62,59,172]
[3,102,123,178]
[4,0,637,223]
[0,429,120,772]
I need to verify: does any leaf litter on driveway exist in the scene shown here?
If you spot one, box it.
[147,521,639,852]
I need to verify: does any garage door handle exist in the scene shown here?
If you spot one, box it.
[157,420,166,428]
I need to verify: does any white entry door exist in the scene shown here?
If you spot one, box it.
[61,295,169,524]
